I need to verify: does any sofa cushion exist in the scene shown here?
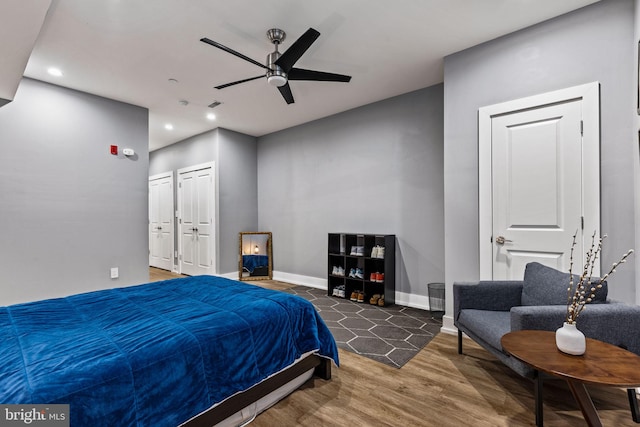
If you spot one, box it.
[521,262,607,306]
[457,309,511,352]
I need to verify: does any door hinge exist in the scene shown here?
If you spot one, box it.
[581,216,584,230]
[490,235,493,243]
[580,120,584,136]
[179,182,182,188]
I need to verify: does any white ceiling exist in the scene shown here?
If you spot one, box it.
[6,0,599,151]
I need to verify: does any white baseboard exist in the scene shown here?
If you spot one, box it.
[394,290,430,310]
[440,315,457,336]
[272,271,327,289]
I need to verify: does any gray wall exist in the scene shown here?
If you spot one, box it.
[149,127,258,274]
[148,129,216,176]
[218,129,259,272]
[0,78,149,305]
[258,85,445,297]
[443,0,636,319]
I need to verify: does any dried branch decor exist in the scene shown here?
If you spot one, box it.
[566,231,634,324]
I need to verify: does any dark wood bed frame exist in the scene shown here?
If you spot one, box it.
[182,354,331,426]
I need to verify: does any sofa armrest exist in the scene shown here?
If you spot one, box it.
[511,302,640,355]
[454,281,523,320]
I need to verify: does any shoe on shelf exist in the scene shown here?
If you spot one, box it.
[332,266,338,275]
[378,295,385,306]
[369,294,381,305]
[371,246,379,258]
[348,268,356,278]
[355,246,364,256]
[350,291,358,301]
[355,268,364,279]
[357,292,365,303]
[369,272,377,281]
[376,246,385,259]
[339,287,346,298]
[377,272,384,283]
[336,266,345,276]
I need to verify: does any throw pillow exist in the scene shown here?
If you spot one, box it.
[521,262,608,306]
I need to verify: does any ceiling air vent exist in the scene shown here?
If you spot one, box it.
[208,101,222,109]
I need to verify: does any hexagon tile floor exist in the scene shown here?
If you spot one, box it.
[282,286,443,368]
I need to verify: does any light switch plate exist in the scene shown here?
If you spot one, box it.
[110,267,119,279]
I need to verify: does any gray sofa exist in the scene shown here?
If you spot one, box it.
[453,262,640,378]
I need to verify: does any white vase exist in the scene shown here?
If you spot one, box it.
[555,322,586,355]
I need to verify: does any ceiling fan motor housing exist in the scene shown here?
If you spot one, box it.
[266,50,287,87]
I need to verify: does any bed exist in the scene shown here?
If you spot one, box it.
[0,275,339,426]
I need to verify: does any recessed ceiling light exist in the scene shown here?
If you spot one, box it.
[47,67,63,77]
[206,113,216,121]
[164,123,174,130]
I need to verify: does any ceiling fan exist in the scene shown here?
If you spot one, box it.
[200,28,352,104]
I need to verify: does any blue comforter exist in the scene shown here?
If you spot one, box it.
[0,276,338,426]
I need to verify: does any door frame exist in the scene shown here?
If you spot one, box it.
[177,162,216,275]
[478,82,600,280]
[149,171,174,271]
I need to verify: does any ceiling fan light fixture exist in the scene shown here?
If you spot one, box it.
[267,74,287,87]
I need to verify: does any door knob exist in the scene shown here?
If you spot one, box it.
[495,236,512,245]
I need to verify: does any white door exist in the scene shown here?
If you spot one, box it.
[479,82,600,280]
[149,172,174,271]
[492,101,582,278]
[178,163,215,276]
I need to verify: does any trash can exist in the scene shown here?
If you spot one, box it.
[427,282,445,315]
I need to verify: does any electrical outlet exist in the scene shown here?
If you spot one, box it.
[110,267,119,279]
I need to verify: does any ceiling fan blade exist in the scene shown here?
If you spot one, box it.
[201,37,271,71]
[288,68,352,83]
[277,83,295,104]
[275,28,320,72]
[215,75,263,90]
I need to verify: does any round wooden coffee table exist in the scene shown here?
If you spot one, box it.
[501,330,640,427]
